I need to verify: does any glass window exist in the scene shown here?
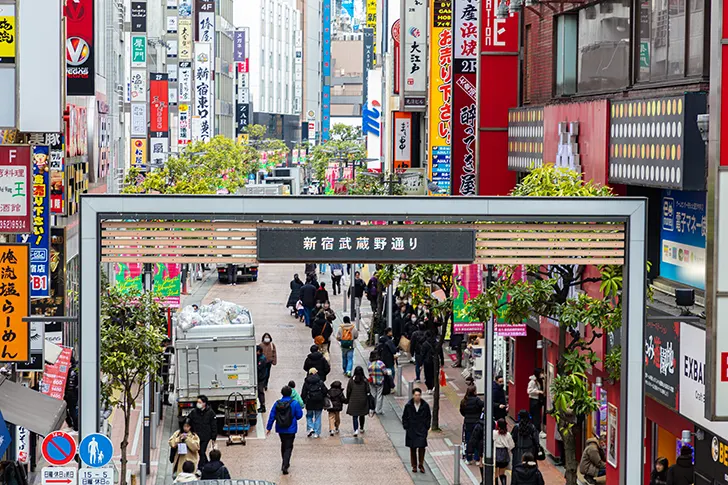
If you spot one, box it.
[639,0,704,81]
[555,15,578,96]
[577,0,630,93]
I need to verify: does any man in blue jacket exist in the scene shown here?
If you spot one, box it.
[266,385,304,475]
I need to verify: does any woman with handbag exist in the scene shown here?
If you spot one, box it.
[346,366,371,436]
[168,418,201,476]
[494,419,515,485]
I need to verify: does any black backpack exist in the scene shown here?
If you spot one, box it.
[307,380,325,402]
[275,400,294,428]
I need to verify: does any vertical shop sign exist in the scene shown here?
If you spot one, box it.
[149,73,169,134]
[660,190,707,289]
[428,0,452,194]
[17,146,50,298]
[366,0,377,62]
[65,0,94,95]
[130,70,147,102]
[179,0,192,17]
[0,243,29,362]
[178,104,190,145]
[33,228,65,317]
[131,35,147,68]
[0,4,15,63]
[0,146,31,233]
[391,21,399,95]
[178,62,192,102]
[131,139,147,168]
[149,136,168,167]
[196,0,215,42]
[401,0,427,109]
[130,2,147,33]
[167,15,178,33]
[644,318,680,410]
[178,18,192,60]
[451,0,478,196]
[131,104,147,137]
[234,30,245,62]
[393,112,412,168]
[322,0,332,142]
[236,103,250,134]
[363,69,382,162]
[607,403,618,467]
[193,43,212,142]
[453,264,483,333]
[47,134,65,215]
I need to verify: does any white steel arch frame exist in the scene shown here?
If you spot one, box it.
[79,195,647,484]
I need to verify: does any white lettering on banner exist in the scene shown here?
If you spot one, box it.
[302,236,419,251]
[456,77,477,196]
[482,0,507,47]
[193,43,212,142]
[679,322,728,437]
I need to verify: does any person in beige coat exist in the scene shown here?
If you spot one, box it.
[169,418,201,476]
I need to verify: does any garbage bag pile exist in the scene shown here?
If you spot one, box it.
[177,298,252,331]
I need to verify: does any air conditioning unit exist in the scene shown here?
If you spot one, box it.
[114,84,124,94]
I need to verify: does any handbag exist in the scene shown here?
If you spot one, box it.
[366,383,376,410]
[398,336,411,354]
[495,447,510,463]
[536,445,546,461]
[314,322,328,345]
[324,396,333,410]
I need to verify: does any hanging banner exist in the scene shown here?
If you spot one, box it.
[149,73,169,134]
[178,18,193,60]
[428,0,452,195]
[393,112,412,168]
[131,138,147,169]
[193,43,212,142]
[47,134,65,215]
[130,70,146,102]
[401,0,427,109]
[178,104,191,145]
[33,227,65,317]
[0,146,31,233]
[363,69,382,163]
[153,263,181,307]
[236,103,250,135]
[167,15,178,33]
[366,0,376,62]
[179,0,192,17]
[0,243,30,362]
[149,136,168,167]
[0,5,16,63]
[234,30,246,62]
[65,0,94,95]
[322,0,332,141]
[17,146,50,298]
[453,264,483,334]
[451,0,479,196]
[40,346,72,400]
[178,61,192,102]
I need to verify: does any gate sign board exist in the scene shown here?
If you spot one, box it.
[42,431,77,466]
[257,228,475,263]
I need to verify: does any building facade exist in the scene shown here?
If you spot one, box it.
[498,0,712,482]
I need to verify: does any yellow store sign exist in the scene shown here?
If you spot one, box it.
[0,5,16,63]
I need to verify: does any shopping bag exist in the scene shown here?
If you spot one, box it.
[439,368,447,387]
[398,336,411,354]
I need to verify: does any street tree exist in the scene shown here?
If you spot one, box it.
[309,124,366,183]
[463,165,628,485]
[100,286,167,485]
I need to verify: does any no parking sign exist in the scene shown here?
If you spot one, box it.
[41,431,77,466]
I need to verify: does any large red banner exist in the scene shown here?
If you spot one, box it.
[65,0,94,95]
[150,73,169,134]
[478,2,519,195]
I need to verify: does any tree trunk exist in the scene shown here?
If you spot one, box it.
[431,356,441,430]
[120,407,131,485]
[562,427,579,485]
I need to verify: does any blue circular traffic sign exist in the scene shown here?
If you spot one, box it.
[41,431,77,466]
[79,433,113,468]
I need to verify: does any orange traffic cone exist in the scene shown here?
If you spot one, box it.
[439,368,447,387]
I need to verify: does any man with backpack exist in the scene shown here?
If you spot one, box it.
[336,316,359,376]
[266,386,304,475]
[301,368,328,438]
[376,327,399,378]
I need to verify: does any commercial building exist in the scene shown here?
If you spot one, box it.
[496,0,714,481]
[298,0,322,142]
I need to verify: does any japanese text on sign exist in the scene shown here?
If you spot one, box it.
[456,77,477,195]
[42,467,76,485]
[0,244,29,362]
[193,43,212,142]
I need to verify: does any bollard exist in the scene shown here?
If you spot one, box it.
[150,412,157,449]
[397,368,405,396]
[404,379,413,398]
[139,463,147,485]
[452,444,461,485]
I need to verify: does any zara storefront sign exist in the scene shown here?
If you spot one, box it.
[257,228,476,263]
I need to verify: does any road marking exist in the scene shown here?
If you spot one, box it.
[444,438,454,447]
[429,450,455,457]
[449,381,460,392]
[461,461,480,484]
[130,409,142,457]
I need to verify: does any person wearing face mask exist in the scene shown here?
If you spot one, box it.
[187,395,217,469]
[259,333,277,391]
[492,375,508,422]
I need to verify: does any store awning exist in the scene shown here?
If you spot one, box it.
[0,376,66,436]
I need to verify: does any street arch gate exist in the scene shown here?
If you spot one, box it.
[79,195,646,484]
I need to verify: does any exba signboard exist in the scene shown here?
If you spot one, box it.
[257,228,476,263]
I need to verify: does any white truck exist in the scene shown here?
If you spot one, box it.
[174,311,259,428]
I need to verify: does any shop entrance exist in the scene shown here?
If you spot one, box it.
[78,194,646,484]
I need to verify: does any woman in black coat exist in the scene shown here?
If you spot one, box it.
[511,409,540,466]
[402,388,431,474]
[346,366,371,436]
[287,274,304,313]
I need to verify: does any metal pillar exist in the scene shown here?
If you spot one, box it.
[482,265,494,485]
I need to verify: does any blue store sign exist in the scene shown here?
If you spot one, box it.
[17,145,50,298]
[660,190,706,289]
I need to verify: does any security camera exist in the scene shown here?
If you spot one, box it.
[697,114,709,143]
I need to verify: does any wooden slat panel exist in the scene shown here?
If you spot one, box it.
[102,221,257,229]
[102,230,256,238]
[474,258,624,265]
[101,256,257,263]
[476,249,624,257]
[102,238,258,247]
[101,247,258,255]
[472,223,623,231]
[476,240,623,249]
[476,232,624,240]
